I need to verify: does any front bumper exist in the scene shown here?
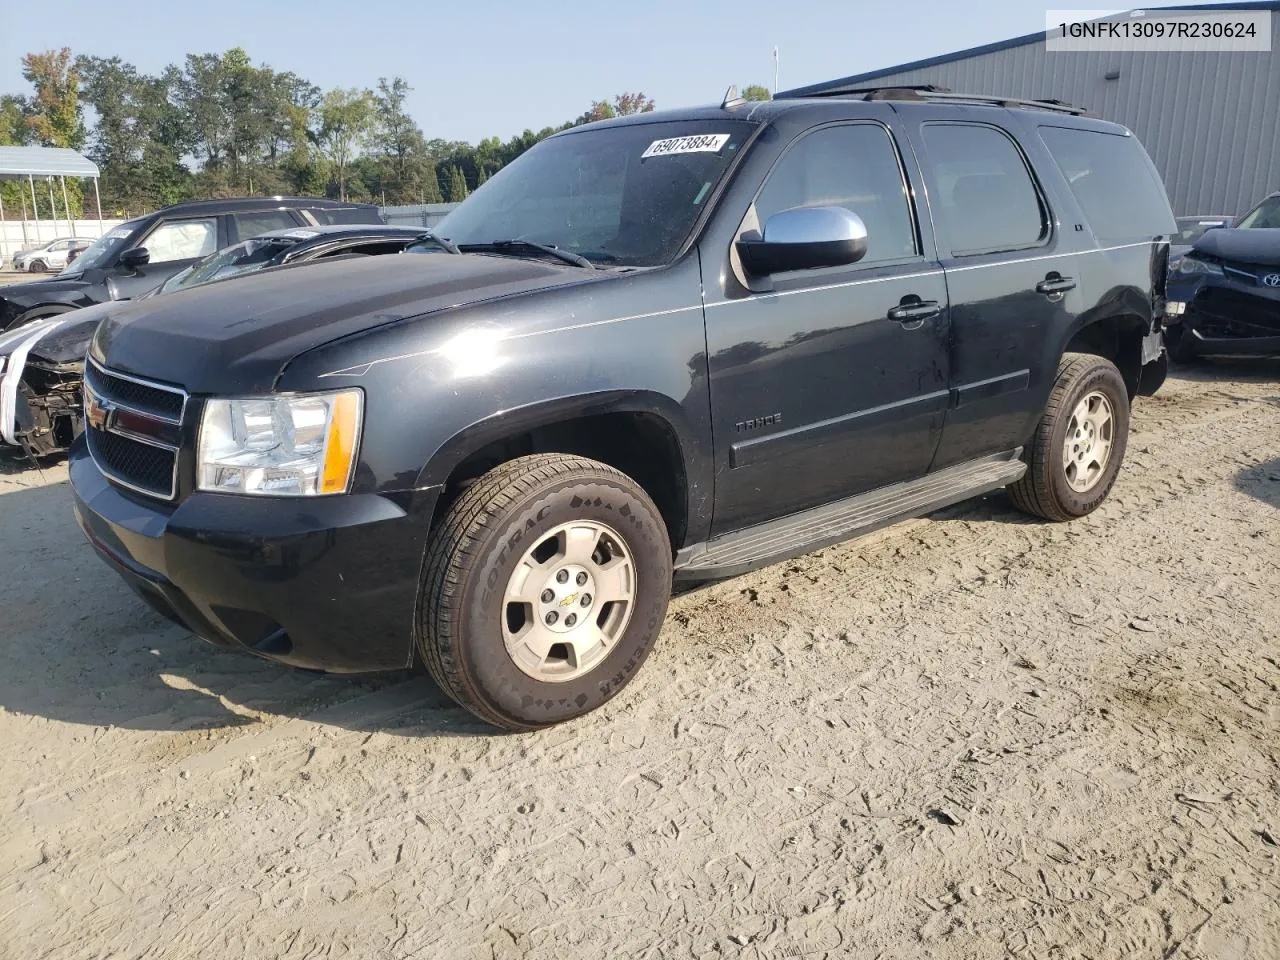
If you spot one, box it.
[70,438,441,673]
[1167,273,1280,357]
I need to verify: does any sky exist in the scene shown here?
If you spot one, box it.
[1,0,1196,145]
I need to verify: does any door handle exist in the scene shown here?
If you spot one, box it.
[887,299,941,325]
[1036,275,1076,296]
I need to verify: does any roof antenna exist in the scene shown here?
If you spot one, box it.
[721,84,745,109]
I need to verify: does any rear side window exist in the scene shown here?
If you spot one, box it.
[233,210,301,241]
[1039,125,1176,243]
[922,123,1047,256]
[754,123,920,263]
[309,206,384,225]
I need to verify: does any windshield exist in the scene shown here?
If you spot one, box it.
[1236,196,1280,229]
[159,236,298,293]
[60,222,138,274]
[435,120,755,267]
[1175,217,1230,244]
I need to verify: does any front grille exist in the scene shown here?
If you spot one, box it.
[87,428,177,499]
[84,361,187,500]
[1188,288,1280,339]
[84,362,185,421]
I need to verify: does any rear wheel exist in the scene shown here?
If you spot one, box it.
[1008,352,1130,521]
[419,454,673,730]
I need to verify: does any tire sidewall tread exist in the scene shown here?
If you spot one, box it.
[420,454,672,731]
[1009,352,1130,522]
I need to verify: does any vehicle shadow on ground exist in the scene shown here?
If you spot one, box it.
[1233,457,1280,509]
[1169,356,1280,384]
[0,479,493,739]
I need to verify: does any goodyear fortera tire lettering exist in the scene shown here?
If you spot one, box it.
[418,454,673,731]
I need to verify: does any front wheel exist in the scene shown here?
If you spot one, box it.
[419,454,673,730]
[28,259,47,273]
[1008,352,1130,522]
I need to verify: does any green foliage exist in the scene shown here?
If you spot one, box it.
[316,87,375,201]
[446,165,469,202]
[2,47,659,216]
[742,84,771,102]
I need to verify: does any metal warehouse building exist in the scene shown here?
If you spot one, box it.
[784,2,1280,217]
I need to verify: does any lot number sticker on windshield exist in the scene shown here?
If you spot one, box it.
[642,134,731,158]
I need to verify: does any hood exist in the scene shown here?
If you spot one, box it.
[26,303,109,365]
[0,275,97,326]
[91,253,603,394]
[1192,228,1280,267]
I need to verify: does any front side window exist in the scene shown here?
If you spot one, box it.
[436,120,755,267]
[141,218,219,264]
[922,123,1048,256]
[1039,125,1176,243]
[754,123,919,264]
[1237,195,1280,229]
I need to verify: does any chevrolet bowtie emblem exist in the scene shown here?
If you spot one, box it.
[85,389,113,432]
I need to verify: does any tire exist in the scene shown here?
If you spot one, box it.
[1008,352,1130,522]
[28,259,47,273]
[419,454,673,731]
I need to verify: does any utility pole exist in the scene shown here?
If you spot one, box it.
[773,47,779,97]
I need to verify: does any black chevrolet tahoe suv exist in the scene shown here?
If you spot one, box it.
[70,87,1177,730]
[0,197,383,332]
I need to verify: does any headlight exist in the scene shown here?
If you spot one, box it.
[1176,257,1223,277]
[197,389,363,496]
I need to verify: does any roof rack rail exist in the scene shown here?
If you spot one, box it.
[776,83,1091,116]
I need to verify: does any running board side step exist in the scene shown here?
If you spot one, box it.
[674,450,1026,582]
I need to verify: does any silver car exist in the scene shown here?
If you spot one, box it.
[8,237,96,273]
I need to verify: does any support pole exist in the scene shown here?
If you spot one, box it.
[28,175,42,243]
[18,183,30,248]
[48,177,60,235]
[61,176,75,236]
[93,178,104,237]
[0,189,7,267]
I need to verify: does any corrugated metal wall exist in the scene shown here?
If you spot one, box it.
[848,20,1280,216]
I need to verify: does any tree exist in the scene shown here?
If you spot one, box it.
[446,165,469,202]
[373,77,427,202]
[742,84,771,102]
[22,48,85,149]
[612,92,655,115]
[421,162,443,203]
[316,87,374,201]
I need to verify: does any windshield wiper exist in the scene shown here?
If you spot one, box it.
[413,230,461,254]
[459,239,595,270]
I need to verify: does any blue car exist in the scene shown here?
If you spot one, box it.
[1165,193,1280,361]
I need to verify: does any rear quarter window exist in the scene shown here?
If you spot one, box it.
[309,206,385,225]
[1038,125,1177,243]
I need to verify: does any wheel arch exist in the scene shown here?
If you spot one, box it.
[416,389,707,550]
[1060,309,1152,399]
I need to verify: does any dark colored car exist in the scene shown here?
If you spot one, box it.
[70,88,1175,730]
[0,224,427,457]
[0,197,384,333]
[1165,194,1280,360]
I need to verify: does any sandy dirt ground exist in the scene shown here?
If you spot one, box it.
[1,363,1277,960]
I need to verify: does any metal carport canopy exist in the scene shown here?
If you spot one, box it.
[0,146,104,261]
[0,146,99,179]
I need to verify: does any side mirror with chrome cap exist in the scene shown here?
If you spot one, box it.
[736,206,868,276]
